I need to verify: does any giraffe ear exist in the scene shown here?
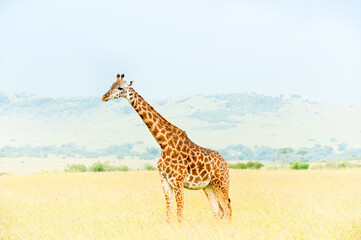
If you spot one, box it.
[129,81,134,87]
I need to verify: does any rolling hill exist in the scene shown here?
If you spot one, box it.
[0,92,360,161]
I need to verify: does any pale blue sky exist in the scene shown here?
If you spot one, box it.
[0,0,360,103]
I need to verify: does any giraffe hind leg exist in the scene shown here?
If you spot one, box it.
[203,184,224,218]
[212,182,232,221]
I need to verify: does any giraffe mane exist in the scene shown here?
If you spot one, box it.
[132,88,184,135]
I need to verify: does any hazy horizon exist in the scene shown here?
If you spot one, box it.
[1,89,360,106]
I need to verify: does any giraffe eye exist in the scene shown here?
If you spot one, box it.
[118,87,123,90]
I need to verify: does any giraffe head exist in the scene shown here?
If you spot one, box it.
[102,73,134,101]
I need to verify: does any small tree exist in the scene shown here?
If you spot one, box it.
[296,150,307,161]
[278,147,293,164]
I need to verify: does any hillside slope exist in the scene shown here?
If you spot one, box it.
[1,92,360,154]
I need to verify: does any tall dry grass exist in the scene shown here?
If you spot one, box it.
[0,169,360,239]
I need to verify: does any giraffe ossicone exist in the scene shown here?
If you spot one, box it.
[102,73,232,222]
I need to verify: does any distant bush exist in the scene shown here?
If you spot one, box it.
[311,161,361,170]
[89,161,130,172]
[266,164,289,170]
[112,165,130,172]
[291,162,309,170]
[144,164,157,171]
[89,161,108,172]
[337,162,347,168]
[228,161,264,169]
[64,164,87,172]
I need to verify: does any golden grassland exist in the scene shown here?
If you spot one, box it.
[0,169,360,240]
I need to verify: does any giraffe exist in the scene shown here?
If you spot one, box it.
[102,74,232,222]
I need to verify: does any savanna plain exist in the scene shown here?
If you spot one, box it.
[1,169,360,240]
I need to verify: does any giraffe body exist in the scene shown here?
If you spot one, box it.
[102,74,232,222]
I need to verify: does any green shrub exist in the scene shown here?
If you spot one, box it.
[64,164,87,172]
[228,161,264,170]
[291,162,309,170]
[337,162,347,168]
[112,165,130,172]
[89,161,111,172]
[228,162,246,169]
[89,161,130,172]
[246,161,264,169]
[144,164,157,171]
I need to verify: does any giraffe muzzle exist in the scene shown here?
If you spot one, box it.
[102,95,109,101]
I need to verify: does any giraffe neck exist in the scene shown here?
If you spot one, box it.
[126,88,184,150]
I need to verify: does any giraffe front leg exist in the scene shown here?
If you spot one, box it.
[167,177,185,223]
[173,185,185,223]
[160,176,173,222]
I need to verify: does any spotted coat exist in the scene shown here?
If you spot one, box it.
[102,74,232,222]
